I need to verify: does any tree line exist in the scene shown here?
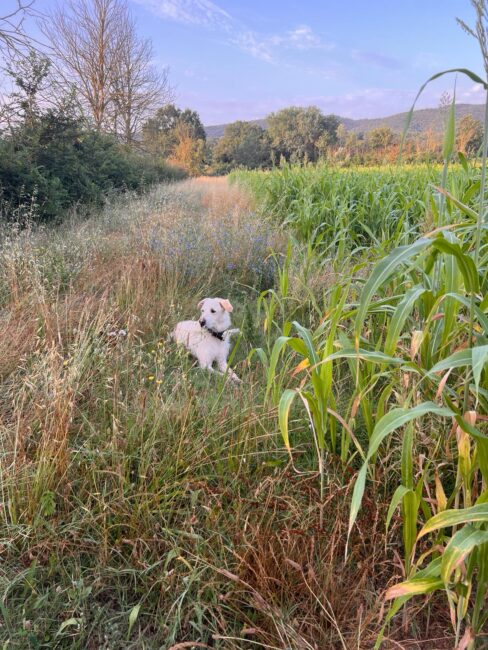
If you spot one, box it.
[0,1,485,222]
[208,110,484,172]
[140,103,484,175]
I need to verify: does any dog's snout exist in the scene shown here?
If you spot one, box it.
[199,318,206,327]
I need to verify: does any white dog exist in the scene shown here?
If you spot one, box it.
[173,298,241,382]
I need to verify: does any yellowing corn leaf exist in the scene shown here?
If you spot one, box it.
[435,472,447,513]
[419,504,488,538]
[291,358,310,376]
[385,576,443,600]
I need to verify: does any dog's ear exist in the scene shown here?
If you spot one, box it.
[219,299,233,313]
[198,299,205,309]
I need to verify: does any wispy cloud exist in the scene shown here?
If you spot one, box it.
[270,25,332,51]
[133,2,333,69]
[233,31,274,63]
[459,83,484,101]
[234,25,334,63]
[351,49,403,70]
[132,0,232,29]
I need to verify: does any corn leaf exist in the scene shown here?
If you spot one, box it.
[348,402,451,544]
[265,336,291,401]
[384,285,426,356]
[418,503,488,538]
[278,388,298,450]
[442,91,456,161]
[354,238,431,346]
[385,576,444,600]
[386,485,412,532]
[441,525,488,584]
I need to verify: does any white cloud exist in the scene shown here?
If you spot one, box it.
[458,83,484,101]
[234,25,333,63]
[270,25,332,51]
[133,2,333,68]
[234,32,274,63]
[288,25,321,49]
[132,0,231,29]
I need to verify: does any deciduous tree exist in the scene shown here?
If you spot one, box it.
[44,0,167,142]
[0,1,36,57]
[367,126,396,151]
[267,106,339,163]
[45,0,125,130]
[169,122,205,175]
[457,114,483,155]
[142,103,205,157]
[213,120,271,169]
[110,8,172,145]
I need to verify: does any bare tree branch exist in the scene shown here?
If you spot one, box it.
[43,0,127,130]
[0,1,38,57]
[42,0,172,141]
[110,6,173,145]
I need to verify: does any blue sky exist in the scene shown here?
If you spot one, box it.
[8,0,488,124]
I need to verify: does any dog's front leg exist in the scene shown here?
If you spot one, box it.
[199,360,226,379]
[223,328,240,341]
[218,360,241,383]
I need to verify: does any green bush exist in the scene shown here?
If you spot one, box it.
[0,111,186,223]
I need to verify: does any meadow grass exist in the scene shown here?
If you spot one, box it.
[1,168,485,649]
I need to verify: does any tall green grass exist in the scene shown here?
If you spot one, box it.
[4,168,473,647]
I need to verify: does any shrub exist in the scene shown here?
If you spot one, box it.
[0,112,186,224]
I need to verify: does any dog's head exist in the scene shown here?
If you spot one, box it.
[198,297,233,333]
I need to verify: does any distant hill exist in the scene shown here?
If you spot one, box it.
[205,118,267,139]
[204,104,485,139]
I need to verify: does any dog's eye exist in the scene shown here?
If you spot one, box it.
[210,309,216,313]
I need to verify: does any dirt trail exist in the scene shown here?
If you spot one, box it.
[181,175,255,215]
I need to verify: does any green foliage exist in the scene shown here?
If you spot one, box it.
[0,114,184,223]
[4,50,51,126]
[231,163,474,245]
[367,126,397,150]
[142,103,206,158]
[3,6,488,646]
[213,120,271,171]
[267,106,340,163]
[240,148,488,646]
[0,53,185,223]
[211,106,487,167]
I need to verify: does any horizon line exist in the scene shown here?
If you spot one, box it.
[204,100,485,128]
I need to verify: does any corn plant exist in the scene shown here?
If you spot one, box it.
[236,5,488,646]
[349,7,488,640]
